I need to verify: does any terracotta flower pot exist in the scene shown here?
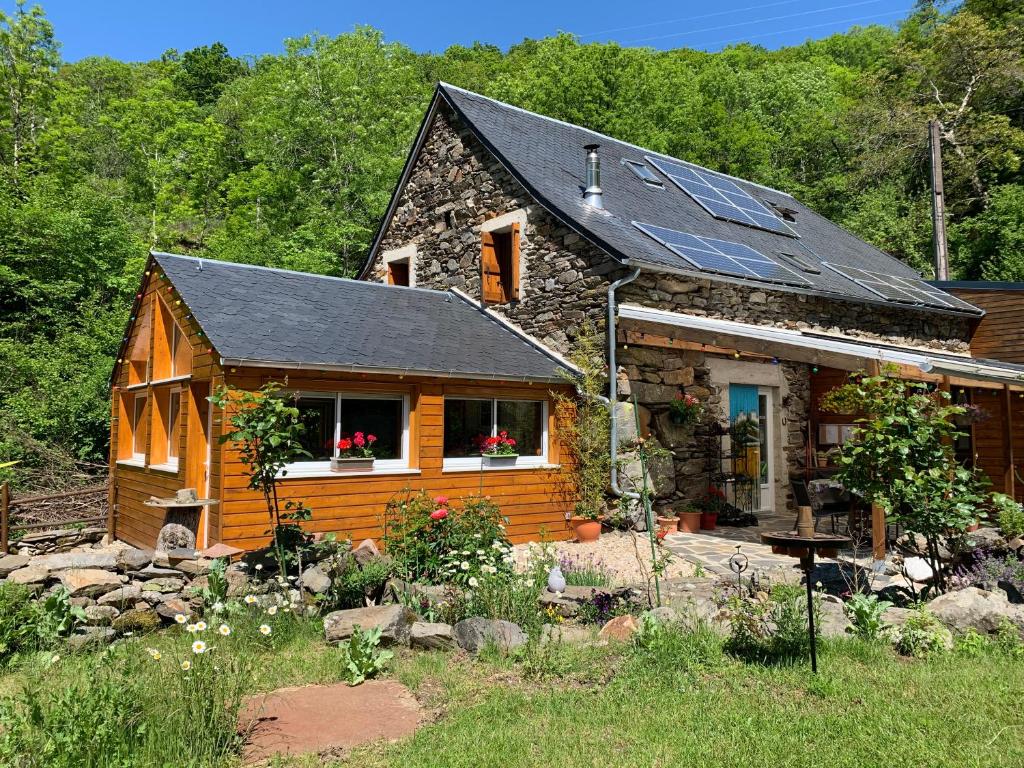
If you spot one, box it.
[656,515,679,535]
[678,511,702,533]
[700,511,718,531]
[570,517,602,543]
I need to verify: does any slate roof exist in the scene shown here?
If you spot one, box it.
[366,83,980,318]
[150,252,573,382]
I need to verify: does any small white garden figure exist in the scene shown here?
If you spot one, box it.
[547,565,566,593]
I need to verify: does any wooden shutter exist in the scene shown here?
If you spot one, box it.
[481,231,503,303]
[509,222,521,301]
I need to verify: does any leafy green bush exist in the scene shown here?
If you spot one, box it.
[721,584,817,665]
[624,614,723,680]
[0,583,84,666]
[319,553,394,611]
[844,593,892,641]
[339,625,393,686]
[893,607,950,658]
[383,491,512,585]
[992,493,1024,539]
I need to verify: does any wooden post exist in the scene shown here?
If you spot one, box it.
[866,359,887,560]
[1,482,9,556]
[929,120,950,280]
[1004,384,1016,498]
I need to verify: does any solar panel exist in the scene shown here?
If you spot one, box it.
[634,222,811,287]
[822,263,980,313]
[645,156,796,237]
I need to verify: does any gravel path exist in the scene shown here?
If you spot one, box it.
[512,530,695,587]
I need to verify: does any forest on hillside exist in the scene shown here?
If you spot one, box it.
[0,0,1022,486]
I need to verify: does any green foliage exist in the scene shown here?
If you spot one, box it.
[382,491,512,586]
[339,625,393,686]
[319,551,394,611]
[844,592,892,641]
[823,369,986,590]
[991,492,1024,539]
[209,382,312,572]
[0,583,83,666]
[893,607,950,658]
[722,583,818,665]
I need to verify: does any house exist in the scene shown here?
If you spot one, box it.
[358,83,1024,555]
[108,253,577,551]
[110,83,1024,555]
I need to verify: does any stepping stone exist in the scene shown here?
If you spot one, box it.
[240,680,421,761]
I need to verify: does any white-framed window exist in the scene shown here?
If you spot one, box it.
[131,394,147,462]
[382,244,416,287]
[442,396,548,471]
[283,391,411,476]
[166,390,181,466]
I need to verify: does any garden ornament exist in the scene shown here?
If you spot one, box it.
[547,565,566,593]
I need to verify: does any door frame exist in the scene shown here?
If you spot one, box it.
[757,386,775,512]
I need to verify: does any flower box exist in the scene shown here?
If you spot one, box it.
[331,456,375,473]
[481,453,519,467]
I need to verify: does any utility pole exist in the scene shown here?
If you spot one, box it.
[929,120,950,281]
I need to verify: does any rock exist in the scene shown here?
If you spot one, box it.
[137,564,186,577]
[32,550,118,571]
[929,587,1024,636]
[201,542,245,559]
[299,564,332,595]
[6,565,50,585]
[881,606,913,627]
[385,578,449,609]
[68,626,116,650]
[97,584,143,607]
[156,523,196,552]
[156,597,193,621]
[112,606,161,635]
[818,601,853,638]
[962,527,1009,555]
[0,554,30,576]
[116,547,152,571]
[225,563,249,597]
[540,623,597,645]
[410,621,455,650]
[58,569,122,598]
[598,614,640,642]
[902,556,935,583]
[352,539,382,568]
[171,558,212,577]
[141,577,185,594]
[83,604,120,625]
[538,585,631,618]
[644,606,680,625]
[323,604,415,646]
[452,617,527,653]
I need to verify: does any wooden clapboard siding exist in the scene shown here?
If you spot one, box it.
[970,386,1009,494]
[216,367,575,551]
[948,288,1024,364]
[110,256,221,548]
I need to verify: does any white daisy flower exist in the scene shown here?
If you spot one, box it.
[244,595,257,605]
[259,624,272,636]
[146,648,161,660]
[476,549,485,555]
[212,601,224,613]
[174,613,187,624]
[460,561,470,571]
[468,577,479,588]
[218,624,231,636]
[180,659,191,671]
[195,621,207,632]
[191,640,207,654]
[186,623,198,633]
[266,605,278,616]
[254,564,263,571]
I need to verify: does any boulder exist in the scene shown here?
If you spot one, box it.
[644,606,681,625]
[817,601,853,638]
[225,564,250,597]
[598,614,640,642]
[0,554,30,576]
[410,621,456,650]
[299,564,332,595]
[6,565,50,585]
[155,523,196,552]
[141,577,185,594]
[96,585,144,610]
[112,606,161,635]
[453,617,527,653]
[881,606,914,627]
[68,626,116,650]
[137,564,185,578]
[201,542,245,560]
[58,568,122,598]
[33,550,118,572]
[156,597,193,621]
[83,604,120,626]
[116,547,152,572]
[929,587,1024,636]
[171,558,213,577]
[352,539,383,568]
[540,623,597,645]
[902,557,935,583]
[323,604,415,646]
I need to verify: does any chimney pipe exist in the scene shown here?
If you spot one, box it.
[583,144,603,208]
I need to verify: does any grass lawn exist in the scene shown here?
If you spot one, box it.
[1,620,1022,768]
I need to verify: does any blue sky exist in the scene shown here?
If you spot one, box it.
[15,0,917,62]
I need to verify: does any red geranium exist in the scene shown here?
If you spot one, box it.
[336,431,377,459]
[481,432,518,456]
[434,495,449,505]
[337,438,352,451]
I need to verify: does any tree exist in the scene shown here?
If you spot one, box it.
[174,42,246,106]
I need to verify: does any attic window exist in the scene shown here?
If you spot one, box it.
[768,202,799,222]
[481,223,520,304]
[622,159,663,187]
[778,252,821,274]
[388,259,411,287]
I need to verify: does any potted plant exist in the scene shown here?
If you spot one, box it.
[695,486,726,530]
[480,431,518,466]
[331,431,377,472]
[569,503,602,543]
[668,391,703,427]
[677,508,702,533]
[656,510,679,535]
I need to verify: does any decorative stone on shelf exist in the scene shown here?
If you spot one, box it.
[145,488,218,548]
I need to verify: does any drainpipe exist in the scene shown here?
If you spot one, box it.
[605,267,642,499]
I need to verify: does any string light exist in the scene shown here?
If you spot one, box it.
[771,357,779,365]
[733,351,741,359]
[811,366,819,374]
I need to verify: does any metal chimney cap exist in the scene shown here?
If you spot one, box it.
[584,143,600,152]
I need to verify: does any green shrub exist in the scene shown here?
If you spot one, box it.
[624,615,723,680]
[992,493,1024,539]
[893,607,949,658]
[383,491,512,585]
[0,583,84,666]
[722,584,817,665]
[339,625,393,686]
[318,552,394,611]
[844,592,892,641]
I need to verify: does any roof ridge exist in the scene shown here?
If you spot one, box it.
[438,82,792,199]
[150,251,452,298]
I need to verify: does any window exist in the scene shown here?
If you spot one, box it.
[150,386,182,469]
[387,259,410,287]
[131,394,147,462]
[481,223,520,304]
[443,397,547,470]
[127,305,151,386]
[285,392,410,475]
[623,159,663,187]
[778,251,821,274]
[167,391,181,463]
[171,323,191,377]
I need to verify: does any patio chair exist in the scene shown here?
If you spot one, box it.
[791,478,846,533]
